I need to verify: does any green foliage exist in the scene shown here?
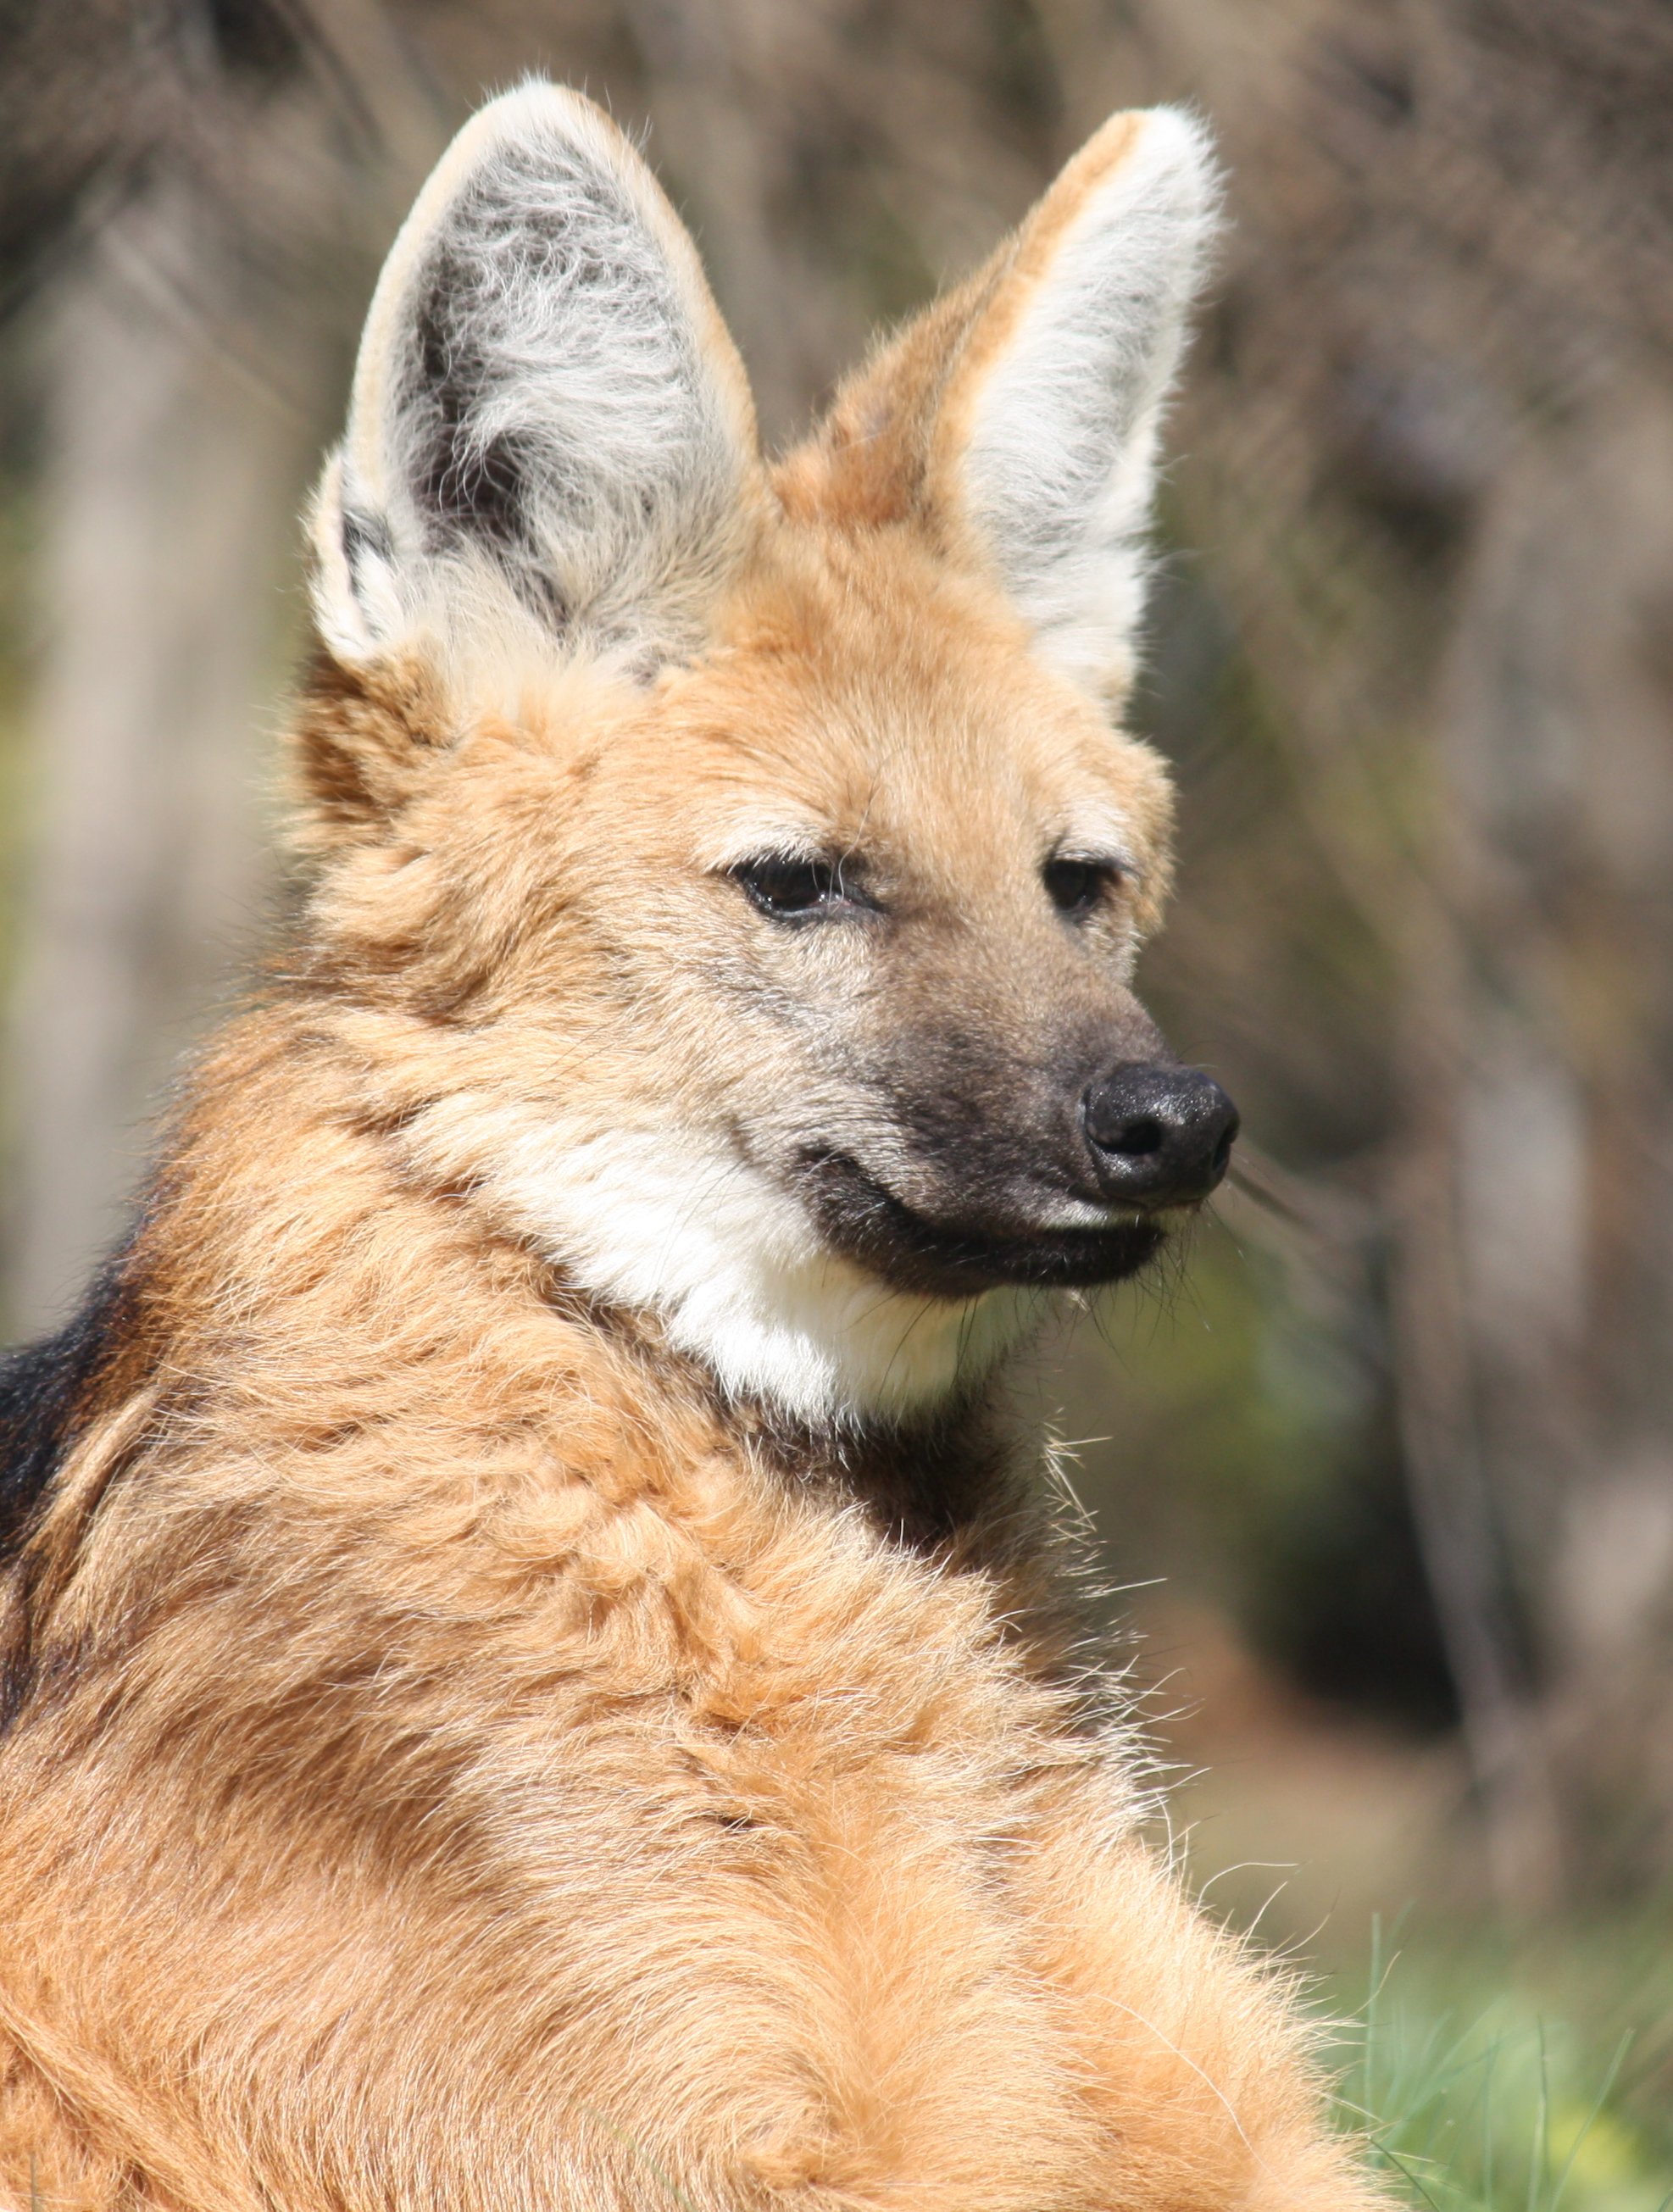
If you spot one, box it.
[1330,1920,1673,2212]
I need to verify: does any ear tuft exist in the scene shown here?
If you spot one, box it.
[310,82,763,677]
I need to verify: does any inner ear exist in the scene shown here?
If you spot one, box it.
[408,223,553,575]
[311,83,764,674]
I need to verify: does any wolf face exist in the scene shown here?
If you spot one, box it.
[299,84,1231,1425]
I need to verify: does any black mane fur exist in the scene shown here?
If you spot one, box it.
[0,1253,133,1560]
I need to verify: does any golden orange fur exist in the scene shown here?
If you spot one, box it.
[0,83,1385,2211]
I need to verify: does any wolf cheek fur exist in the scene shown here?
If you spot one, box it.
[0,81,1385,2211]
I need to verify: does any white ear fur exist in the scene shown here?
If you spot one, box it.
[948,108,1219,700]
[309,81,763,675]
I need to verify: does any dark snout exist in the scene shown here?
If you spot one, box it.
[1083,1062,1239,1209]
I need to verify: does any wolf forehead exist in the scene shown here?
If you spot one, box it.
[297,536,1178,913]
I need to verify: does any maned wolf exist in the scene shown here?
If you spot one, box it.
[0,84,1383,2212]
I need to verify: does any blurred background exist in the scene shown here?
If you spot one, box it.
[2,1,1671,2198]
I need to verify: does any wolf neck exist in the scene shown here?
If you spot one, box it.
[482,1122,1041,1431]
[76,1023,1038,1564]
[665,1275,1031,1432]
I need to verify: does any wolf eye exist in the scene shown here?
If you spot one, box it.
[1043,856,1119,917]
[731,854,845,920]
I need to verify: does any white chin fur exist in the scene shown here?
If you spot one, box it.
[486,1124,1036,1426]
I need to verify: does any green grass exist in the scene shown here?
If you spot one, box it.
[1328,1916,1673,2211]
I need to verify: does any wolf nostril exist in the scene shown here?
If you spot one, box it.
[1107,1114,1165,1159]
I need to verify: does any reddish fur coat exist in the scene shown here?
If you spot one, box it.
[0,83,1385,2212]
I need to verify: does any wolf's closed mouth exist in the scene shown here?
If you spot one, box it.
[796,1145,1169,1298]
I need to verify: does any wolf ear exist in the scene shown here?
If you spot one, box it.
[310,82,764,675]
[786,108,1218,703]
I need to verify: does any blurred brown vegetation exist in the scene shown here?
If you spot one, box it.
[2,0,1671,1943]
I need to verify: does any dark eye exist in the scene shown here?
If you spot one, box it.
[731,854,846,921]
[1042,856,1118,917]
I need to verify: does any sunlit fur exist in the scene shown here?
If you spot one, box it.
[0,83,1385,2211]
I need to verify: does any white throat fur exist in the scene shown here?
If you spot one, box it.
[488,1123,1036,1425]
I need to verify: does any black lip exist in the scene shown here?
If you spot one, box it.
[796,1148,1170,1300]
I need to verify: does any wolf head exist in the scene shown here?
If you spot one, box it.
[298,82,1231,1426]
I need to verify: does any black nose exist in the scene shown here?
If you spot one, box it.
[1082,1062,1239,1209]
